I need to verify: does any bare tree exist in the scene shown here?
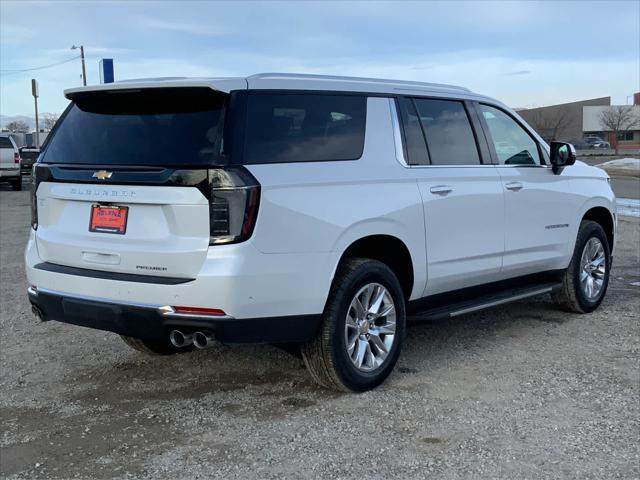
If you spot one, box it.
[42,113,60,130]
[599,105,640,154]
[4,120,29,133]
[528,107,571,142]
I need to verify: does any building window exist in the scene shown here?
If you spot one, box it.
[617,131,634,141]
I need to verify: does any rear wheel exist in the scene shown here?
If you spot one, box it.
[552,220,611,313]
[301,258,406,392]
[120,335,192,355]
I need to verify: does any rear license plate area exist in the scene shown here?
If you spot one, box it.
[89,204,129,235]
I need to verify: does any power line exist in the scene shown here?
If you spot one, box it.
[0,55,81,75]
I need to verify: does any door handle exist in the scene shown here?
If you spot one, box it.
[430,185,453,195]
[505,181,523,191]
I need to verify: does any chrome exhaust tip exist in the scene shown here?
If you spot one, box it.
[193,331,215,349]
[169,330,193,348]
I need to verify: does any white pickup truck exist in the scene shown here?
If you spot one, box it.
[0,134,21,191]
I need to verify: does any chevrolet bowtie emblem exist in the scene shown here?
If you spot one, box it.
[92,170,113,180]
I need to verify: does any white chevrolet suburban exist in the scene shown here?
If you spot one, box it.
[26,74,616,392]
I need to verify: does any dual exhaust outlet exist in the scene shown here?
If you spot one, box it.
[169,329,214,349]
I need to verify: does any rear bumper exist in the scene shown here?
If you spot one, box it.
[0,168,20,178]
[25,228,334,320]
[27,287,320,343]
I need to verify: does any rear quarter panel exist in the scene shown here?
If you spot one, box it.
[246,97,427,299]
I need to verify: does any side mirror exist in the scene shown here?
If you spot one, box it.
[550,141,576,174]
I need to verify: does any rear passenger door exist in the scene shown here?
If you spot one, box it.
[476,103,573,276]
[399,97,505,296]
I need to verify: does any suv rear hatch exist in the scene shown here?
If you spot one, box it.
[33,85,258,281]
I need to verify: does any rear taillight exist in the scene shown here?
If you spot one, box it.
[208,167,260,245]
[30,165,39,229]
[172,306,227,316]
[14,152,21,164]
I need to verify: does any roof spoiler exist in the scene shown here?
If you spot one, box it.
[64,77,247,100]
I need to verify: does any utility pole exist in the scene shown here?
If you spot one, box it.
[31,79,40,148]
[71,45,87,86]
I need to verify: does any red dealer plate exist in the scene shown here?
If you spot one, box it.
[89,204,129,235]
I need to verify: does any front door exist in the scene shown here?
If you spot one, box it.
[477,103,573,276]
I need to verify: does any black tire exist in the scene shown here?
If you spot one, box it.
[301,258,406,392]
[552,220,611,313]
[120,335,193,355]
[11,177,22,191]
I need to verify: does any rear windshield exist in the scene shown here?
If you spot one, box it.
[242,93,366,164]
[20,151,39,161]
[41,88,227,166]
[0,137,14,149]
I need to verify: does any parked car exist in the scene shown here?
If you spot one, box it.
[574,136,611,149]
[19,146,40,174]
[0,134,22,190]
[26,74,616,392]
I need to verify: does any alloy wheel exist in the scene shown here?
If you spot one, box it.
[580,237,606,300]
[344,283,396,372]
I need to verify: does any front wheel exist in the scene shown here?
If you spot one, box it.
[301,258,406,392]
[552,220,611,313]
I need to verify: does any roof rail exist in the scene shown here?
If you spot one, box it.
[117,77,189,83]
[247,72,471,93]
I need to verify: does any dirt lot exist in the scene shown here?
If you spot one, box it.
[1,181,639,479]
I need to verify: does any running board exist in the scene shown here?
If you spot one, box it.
[408,282,562,322]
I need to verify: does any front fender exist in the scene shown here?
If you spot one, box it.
[570,195,617,255]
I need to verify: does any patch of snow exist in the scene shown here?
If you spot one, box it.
[597,158,640,170]
[617,198,640,218]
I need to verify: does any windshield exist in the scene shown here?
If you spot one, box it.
[41,87,228,166]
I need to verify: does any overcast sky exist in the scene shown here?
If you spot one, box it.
[1,0,638,116]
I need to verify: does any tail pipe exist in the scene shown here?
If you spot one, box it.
[169,330,193,348]
[193,331,215,349]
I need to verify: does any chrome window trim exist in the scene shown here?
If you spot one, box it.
[388,98,408,167]
[388,95,553,170]
[403,164,552,169]
[406,164,497,169]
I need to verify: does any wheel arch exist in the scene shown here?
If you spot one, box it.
[581,205,615,253]
[331,234,415,302]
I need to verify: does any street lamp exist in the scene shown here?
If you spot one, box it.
[71,45,86,86]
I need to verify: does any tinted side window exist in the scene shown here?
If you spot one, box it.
[479,104,541,165]
[397,97,429,165]
[413,99,480,165]
[243,94,366,164]
[0,137,14,148]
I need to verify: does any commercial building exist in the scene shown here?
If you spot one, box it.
[518,97,610,143]
[583,105,640,149]
[518,92,640,150]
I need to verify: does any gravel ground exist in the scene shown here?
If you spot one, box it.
[1,182,639,480]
